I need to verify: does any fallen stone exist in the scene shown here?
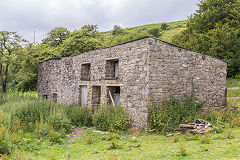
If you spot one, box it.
[179,119,212,134]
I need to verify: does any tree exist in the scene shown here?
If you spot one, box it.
[0,31,27,93]
[60,25,103,57]
[16,44,60,91]
[173,0,240,77]
[42,27,70,47]
[112,25,125,36]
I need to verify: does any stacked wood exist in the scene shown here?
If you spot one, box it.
[179,119,212,134]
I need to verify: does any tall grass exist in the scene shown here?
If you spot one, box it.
[148,96,205,133]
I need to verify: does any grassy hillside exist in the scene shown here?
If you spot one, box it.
[101,20,187,46]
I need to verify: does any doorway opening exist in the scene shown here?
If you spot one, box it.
[107,86,120,106]
[79,85,88,106]
[92,86,101,111]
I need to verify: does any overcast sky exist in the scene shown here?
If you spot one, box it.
[0,0,200,43]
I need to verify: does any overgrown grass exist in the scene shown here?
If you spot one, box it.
[227,78,240,88]
[148,95,204,133]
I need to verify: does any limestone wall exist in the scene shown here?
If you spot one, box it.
[38,38,151,128]
[147,38,227,111]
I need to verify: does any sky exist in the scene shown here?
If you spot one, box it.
[0,0,200,43]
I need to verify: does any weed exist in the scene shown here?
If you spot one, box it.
[106,139,121,150]
[47,126,64,144]
[211,125,224,134]
[149,95,204,133]
[172,134,179,143]
[200,134,211,144]
[226,129,235,139]
[48,113,72,133]
[0,126,10,155]
[200,146,209,152]
[230,117,240,127]
[93,105,130,132]
[65,105,92,127]
[177,144,187,156]
[86,135,95,144]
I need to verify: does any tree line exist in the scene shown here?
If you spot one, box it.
[0,0,239,93]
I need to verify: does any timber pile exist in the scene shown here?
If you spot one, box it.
[179,119,212,134]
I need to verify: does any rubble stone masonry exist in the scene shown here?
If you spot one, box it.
[38,37,227,128]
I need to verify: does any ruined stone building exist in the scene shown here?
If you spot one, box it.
[38,37,227,128]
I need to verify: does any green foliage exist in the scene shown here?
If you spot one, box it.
[148,95,204,133]
[227,78,240,87]
[160,23,168,30]
[47,113,72,133]
[199,134,211,144]
[93,106,130,132]
[112,25,125,36]
[65,105,92,127]
[173,0,240,77]
[177,144,187,156]
[60,25,103,57]
[42,27,70,47]
[148,27,160,37]
[0,126,10,155]
[11,99,72,133]
[211,125,224,134]
[0,31,27,93]
[16,44,60,91]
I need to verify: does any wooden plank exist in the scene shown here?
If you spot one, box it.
[227,97,240,100]
[227,87,240,90]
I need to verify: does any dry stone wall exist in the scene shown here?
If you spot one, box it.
[38,37,227,128]
[147,38,227,111]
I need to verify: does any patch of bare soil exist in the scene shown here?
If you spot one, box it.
[66,127,84,144]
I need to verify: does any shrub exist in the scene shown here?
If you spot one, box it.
[93,106,130,132]
[148,95,204,133]
[65,105,92,127]
[48,113,72,133]
[148,28,160,37]
[12,100,67,132]
[177,144,187,156]
[47,126,64,144]
[13,100,53,126]
[160,23,168,30]
[112,25,125,35]
[211,124,224,134]
[0,126,10,155]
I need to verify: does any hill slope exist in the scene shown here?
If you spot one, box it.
[101,20,187,46]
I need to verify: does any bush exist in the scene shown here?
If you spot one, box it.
[65,106,92,127]
[112,25,125,36]
[148,28,160,37]
[12,100,68,132]
[0,126,10,155]
[48,113,72,133]
[160,23,168,30]
[93,106,130,132]
[148,95,204,133]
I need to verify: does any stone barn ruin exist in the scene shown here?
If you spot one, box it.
[38,37,227,128]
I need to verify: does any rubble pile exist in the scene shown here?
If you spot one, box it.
[179,119,212,134]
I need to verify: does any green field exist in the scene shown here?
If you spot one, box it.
[12,128,240,160]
